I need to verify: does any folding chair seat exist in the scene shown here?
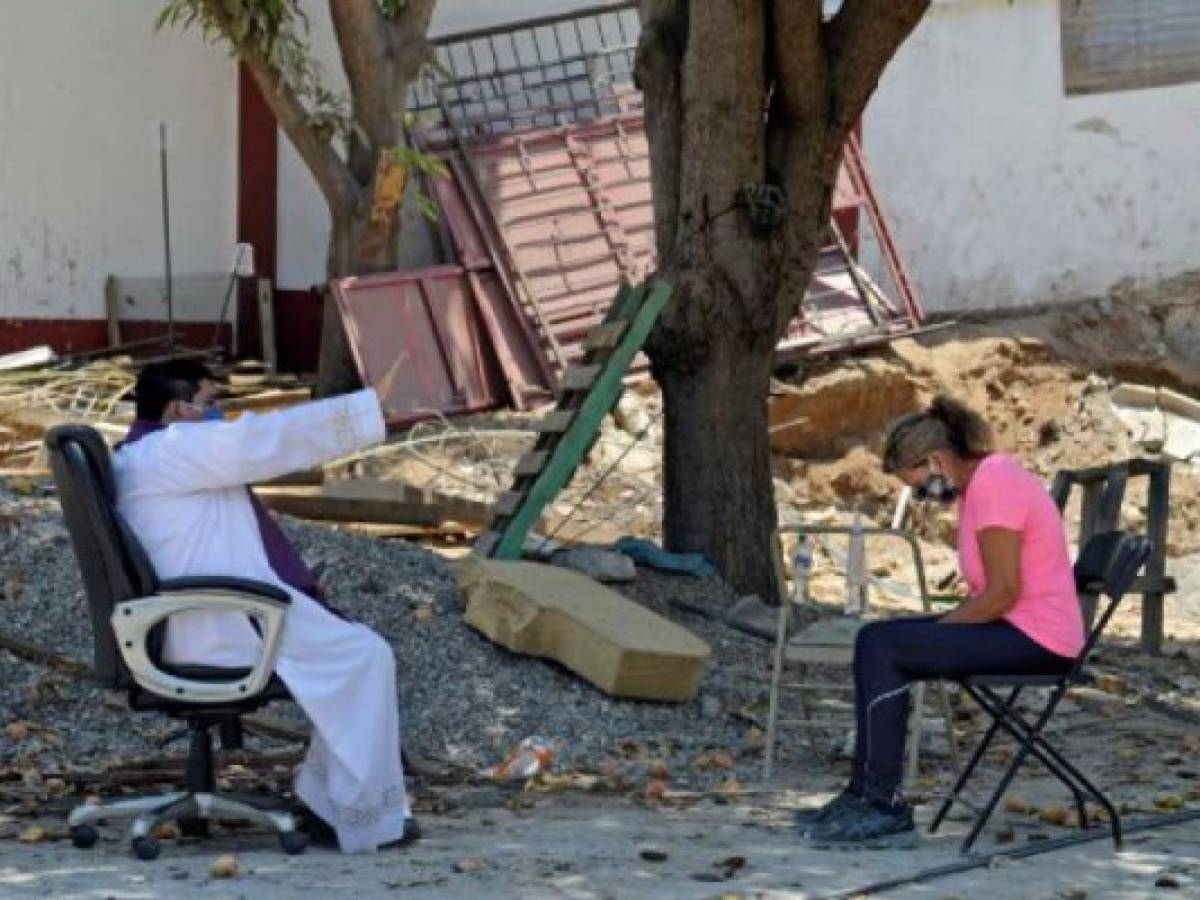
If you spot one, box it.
[929,530,1153,854]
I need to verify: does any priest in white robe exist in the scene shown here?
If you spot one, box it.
[113,360,414,853]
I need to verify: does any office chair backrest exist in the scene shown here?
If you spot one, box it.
[45,424,158,689]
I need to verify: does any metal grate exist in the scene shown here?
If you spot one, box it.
[410,3,642,145]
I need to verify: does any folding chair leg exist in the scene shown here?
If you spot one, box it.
[973,688,1122,848]
[930,687,1019,834]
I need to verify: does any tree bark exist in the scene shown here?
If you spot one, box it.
[658,335,778,601]
[638,0,929,600]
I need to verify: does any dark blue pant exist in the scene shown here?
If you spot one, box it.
[851,616,1072,805]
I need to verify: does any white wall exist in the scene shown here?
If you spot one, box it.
[863,0,1200,313]
[0,1,237,321]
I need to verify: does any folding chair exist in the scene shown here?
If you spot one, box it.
[929,530,1153,854]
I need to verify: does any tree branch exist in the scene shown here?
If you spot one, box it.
[330,0,432,185]
[636,0,689,259]
[200,0,358,214]
[825,0,930,140]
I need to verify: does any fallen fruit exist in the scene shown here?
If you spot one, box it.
[209,854,239,879]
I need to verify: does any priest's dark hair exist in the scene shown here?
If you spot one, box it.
[134,359,215,422]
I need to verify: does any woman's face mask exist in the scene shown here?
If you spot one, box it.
[914,456,958,504]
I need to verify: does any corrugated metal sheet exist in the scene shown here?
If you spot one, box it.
[424,118,913,371]
[332,267,512,427]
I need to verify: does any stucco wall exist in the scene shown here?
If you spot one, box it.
[862,0,1200,312]
[0,0,237,323]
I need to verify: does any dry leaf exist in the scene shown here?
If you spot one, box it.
[647,759,670,780]
[644,779,667,801]
[744,727,767,750]
[716,777,742,795]
[152,822,182,840]
[1003,796,1031,815]
[1154,793,1185,810]
[4,721,30,742]
[18,826,46,844]
[454,857,484,874]
[414,606,435,624]
[209,854,239,879]
[710,752,736,771]
[1038,805,1071,826]
[1184,735,1200,754]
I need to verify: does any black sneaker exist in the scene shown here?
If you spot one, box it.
[381,817,421,849]
[793,788,863,828]
[803,800,915,846]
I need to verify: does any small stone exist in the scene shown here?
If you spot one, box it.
[152,822,182,841]
[639,848,668,862]
[715,778,742,795]
[414,606,435,624]
[454,858,485,874]
[4,721,30,742]
[209,854,239,879]
[1155,875,1181,890]
[44,778,67,798]
[994,826,1015,844]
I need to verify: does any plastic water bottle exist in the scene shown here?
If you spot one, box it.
[844,511,868,616]
[791,533,813,606]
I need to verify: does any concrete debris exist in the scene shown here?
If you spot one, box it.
[550,546,636,583]
[454,556,711,702]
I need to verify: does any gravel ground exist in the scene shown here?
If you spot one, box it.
[0,486,802,786]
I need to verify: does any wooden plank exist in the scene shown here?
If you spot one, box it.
[493,283,669,559]
[559,364,602,392]
[257,278,277,373]
[1144,463,1171,656]
[530,410,576,433]
[220,388,312,416]
[455,557,710,701]
[104,275,122,348]
[515,451,548,476]
[582,321,628,352]
[253,479,494,529]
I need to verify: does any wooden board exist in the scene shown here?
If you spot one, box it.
[254,479,494,529]
[455,557,710,702]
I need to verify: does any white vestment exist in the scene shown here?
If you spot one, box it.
[113,389,409,853]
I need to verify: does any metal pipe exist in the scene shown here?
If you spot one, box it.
[159,122,175,355]
[819,809,1200,899]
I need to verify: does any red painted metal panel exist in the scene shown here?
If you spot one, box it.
[331,267,509,427]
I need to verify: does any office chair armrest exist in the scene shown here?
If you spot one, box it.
[111,588,289,704]
[158,576,291,604]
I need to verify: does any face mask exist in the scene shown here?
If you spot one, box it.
[201,405,224,422]
[915,471,958,504]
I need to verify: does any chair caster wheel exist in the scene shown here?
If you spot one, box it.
[131,836,160,860]
[279,829,309,855]
[70,825,99,849]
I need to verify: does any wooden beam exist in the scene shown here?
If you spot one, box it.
[253,479,495,529]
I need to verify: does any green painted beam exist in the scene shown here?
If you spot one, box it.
[492,281,671,559]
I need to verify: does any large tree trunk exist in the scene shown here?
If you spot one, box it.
[637,0,930,600]
[658,334,778,600]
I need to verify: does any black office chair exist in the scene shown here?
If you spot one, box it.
[45,424,308,859]
[929,530,1153,853]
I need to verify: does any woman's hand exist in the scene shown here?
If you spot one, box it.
[941,527,1022,624]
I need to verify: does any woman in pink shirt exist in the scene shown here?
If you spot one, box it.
[800,395,1083,846]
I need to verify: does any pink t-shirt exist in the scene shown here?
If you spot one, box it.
[957,453,1083,659]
